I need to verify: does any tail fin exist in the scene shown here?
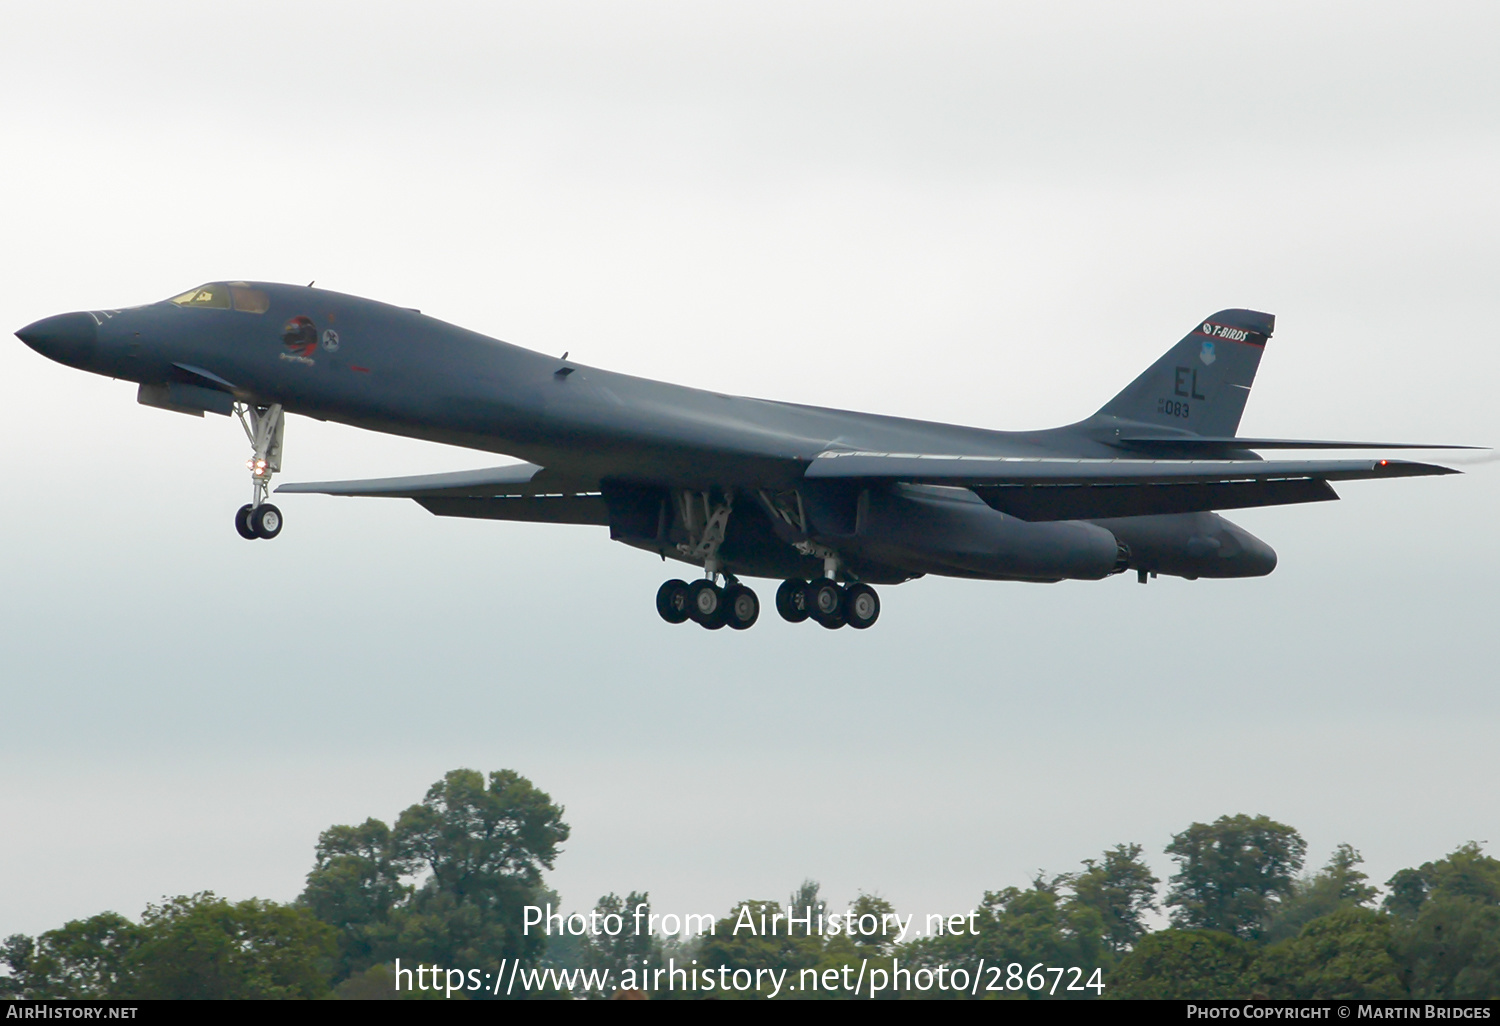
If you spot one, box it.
[1095,309,1273,437]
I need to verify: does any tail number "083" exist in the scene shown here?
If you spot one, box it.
[1157,398,1190,418]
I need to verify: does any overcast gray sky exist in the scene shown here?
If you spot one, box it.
[2,0,1497,938]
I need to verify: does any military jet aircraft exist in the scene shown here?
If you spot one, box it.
[17,282,1466,631]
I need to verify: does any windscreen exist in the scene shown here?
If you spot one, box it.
[167,283,270,313]
[168,284,230,309]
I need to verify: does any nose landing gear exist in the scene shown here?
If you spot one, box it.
[233,402,285,540]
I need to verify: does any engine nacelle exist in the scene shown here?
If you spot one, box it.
[842,484,1123,581]
[1091,512,1277,579]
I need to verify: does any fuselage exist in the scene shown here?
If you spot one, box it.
[18,281,1280,587]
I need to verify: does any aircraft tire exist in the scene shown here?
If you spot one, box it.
[724,585,759,630]
[656,580,690,624]
[775,579,810,623]
[235,504,258,540]
[251,503,283,539]
[807,579,845,629]
[844,584,880,629]
[687,580,726,629]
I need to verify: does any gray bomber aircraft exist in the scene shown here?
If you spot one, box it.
[17,281,1466,631]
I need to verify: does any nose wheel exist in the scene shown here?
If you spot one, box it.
[235,502,284,540]
[233,402,286,540]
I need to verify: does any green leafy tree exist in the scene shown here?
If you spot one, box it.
[297,767,569,992]
[1164,814,1307,940]
[130,892,337,999]
[576,892,661,998]
[0,935,30,997]
[1067,843,1159,954]
[1384,842,1500,920]
[904,878,1108,999]
[1264,844,1379,943]
[698,899,826,998]
[390,768,569,977]
[1248,907,1404,999]
[1109,929,1256,999]
[1384,843,1500,999]
[299,817,409,980]
[0,914,144,999]
[847,893,898,954]
[788,880,827,936]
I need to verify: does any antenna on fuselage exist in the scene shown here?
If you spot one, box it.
[306,280,315,287]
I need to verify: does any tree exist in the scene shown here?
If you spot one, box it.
[1383,843,1500,998]
[698,899,827,997]
[299,817,409,981]
[788,880,826,936]
[846,893,898,953]
[1383,842,1500,920]
[390,768,569,977]
[1067,843,1159,953]
[905,878,1108,998]
[576,892,660,999]
[130,892,337,999]
[1263,843,1379,943]
[1164,815,1307,939]
[297,767,569,990]
[1248,907,1404,999]
[1,914,145,1000]
[1109,929,1256,999]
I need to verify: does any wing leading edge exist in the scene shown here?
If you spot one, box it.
[805,451,1458,522]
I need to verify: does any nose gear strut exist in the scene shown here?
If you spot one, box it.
[233,402,285,539]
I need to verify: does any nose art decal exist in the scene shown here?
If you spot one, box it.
[280,316,318,364]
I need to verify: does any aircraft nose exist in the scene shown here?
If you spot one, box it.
[16,312,98,368]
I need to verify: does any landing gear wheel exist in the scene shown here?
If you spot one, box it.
[234,504,257,540]
[656,580,690,624]
[250,503,283,539]
[688,580,726,629]
[775,579,810,623]
[807,578,845,629]
[724,585,759,630]
[844,583,880,629]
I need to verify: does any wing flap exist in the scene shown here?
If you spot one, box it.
[805,450,1457,521]
[1116,435,1480,451]
[417,495,608,525]
[276,462,596,499]
[975,478,1339,521]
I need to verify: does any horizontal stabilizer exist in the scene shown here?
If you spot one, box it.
[805,450,1458,521]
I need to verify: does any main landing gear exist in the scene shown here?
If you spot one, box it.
[656,579,760,630]
[233,402,285,540]
[775,579,880,630]
[652,488,879,631]
[655,577,880,630]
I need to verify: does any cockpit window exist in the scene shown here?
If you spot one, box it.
[229,285,270,314]
[167,283,270,313]
[169,284,231,309]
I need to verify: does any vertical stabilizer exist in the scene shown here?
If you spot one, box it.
[1095,309,1273,437]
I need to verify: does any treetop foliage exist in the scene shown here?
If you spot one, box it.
[1164,814,1308,939]
[5,776,1500,1001]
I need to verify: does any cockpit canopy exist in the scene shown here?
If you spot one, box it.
[168,282,269,314]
